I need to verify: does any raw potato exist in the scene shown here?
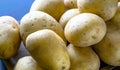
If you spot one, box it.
[64,0,77,9]
[0,16,21,59]
[110,2,120,26]
[30,0,66,21]
[93,22,120,66]
[64,13,106,47]
[20,11,66,45]
[77,0,118,21]
[14,56,42,70]
[59,9,80,29]
[26,29,70,70]
[67,44,100,70]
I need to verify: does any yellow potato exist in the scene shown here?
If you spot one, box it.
[20,11,66,45]
[64,13,106,47]
[67,44,100,70]
[64,0,77,9]
[77,0,118,21]
[93,22,120,66]
[14,56,42,70]
[0,16,21,59]
[26,29,70,70]
[30,0,66,21]
[59,9,80,29]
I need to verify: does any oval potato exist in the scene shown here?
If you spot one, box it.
[64,0,77,9]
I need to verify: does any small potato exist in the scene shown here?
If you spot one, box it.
[0,16,21,59]
[26,29,70,70]
[77,0,118,21]
[20,11,66,45]
[64,13,106,47]
[68,44,100,70]
[93,22,120,66]
[30,0,66,21]
[64,0,77,9]
[14,56,42,70]
[59,9,80,29]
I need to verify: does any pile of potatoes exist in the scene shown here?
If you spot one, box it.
[1,0,120,70]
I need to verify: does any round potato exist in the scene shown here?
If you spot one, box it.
[30,0,66,21]
[59,9,80,29]
[77,0,118,21]
[64,13,106,47]
[26,29,70,70]
[64,0,77,9]
[68,44,100,70]
[20,11,66,45]
[0,16,21,59]
[93,22,120,66]
[14,56,42,70]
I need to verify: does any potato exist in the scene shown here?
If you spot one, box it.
[20,11,66,45]
[14,56,42,70]
[59,9,80,29]
[64,0,77,9]
[64,13,106,47]
[67,44,100,70]
[0,16,21,59]
[26,29,70,70]
[110,2,120,26]
[77,0,118,21]
[30,0,66,21]
[93,22,120,66]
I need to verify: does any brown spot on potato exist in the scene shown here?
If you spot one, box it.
[92,35,97,39]
[62,66,65,70]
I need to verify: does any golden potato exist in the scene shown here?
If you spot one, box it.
[30,0,66,21]
[0,16,21,59]
[93,22,120,66]
[77,0,118,21]
[59,9,80,29]
[14,56,42,70]
[64,13,106,47]
[20,11,66,45]
[67,44,100,70]
[64,0,77,9]
[26,29,70,70]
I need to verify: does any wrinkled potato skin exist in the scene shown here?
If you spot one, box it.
[20,11,66,45]
[68,44,100,70]
[93,22,120,66]
[0,16,21,59]
[77,0,118,21]
[30,0,66,21]
[14,56,42,70]
[26,29,70,70]
[64,0,77,9]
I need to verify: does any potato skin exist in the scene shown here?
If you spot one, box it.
[14,56,42,70]
[26,29,70,70]
[64,13,106,47]
[59,9,80,29]
[77,0,118,21]
[0,16,21,59]
[93,22,120,66]
[64,0,77,9]
[20,11,66,45]
[30,0,66,21]
[67,44,100,70]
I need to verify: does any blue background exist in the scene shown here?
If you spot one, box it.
[0,0,34,70]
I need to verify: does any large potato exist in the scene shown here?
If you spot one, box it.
[67,44,100,70]
[64,0,77,9]
[30,0,66,21]
[26,29,70,70]
[93,22,120,66]
[14,56,42,70]
[59,9,80,29]
[0,16,21,59]
[64,13,106,47]
[77,0,118,21]
[20,11,66,45]
[110,2,120,26]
